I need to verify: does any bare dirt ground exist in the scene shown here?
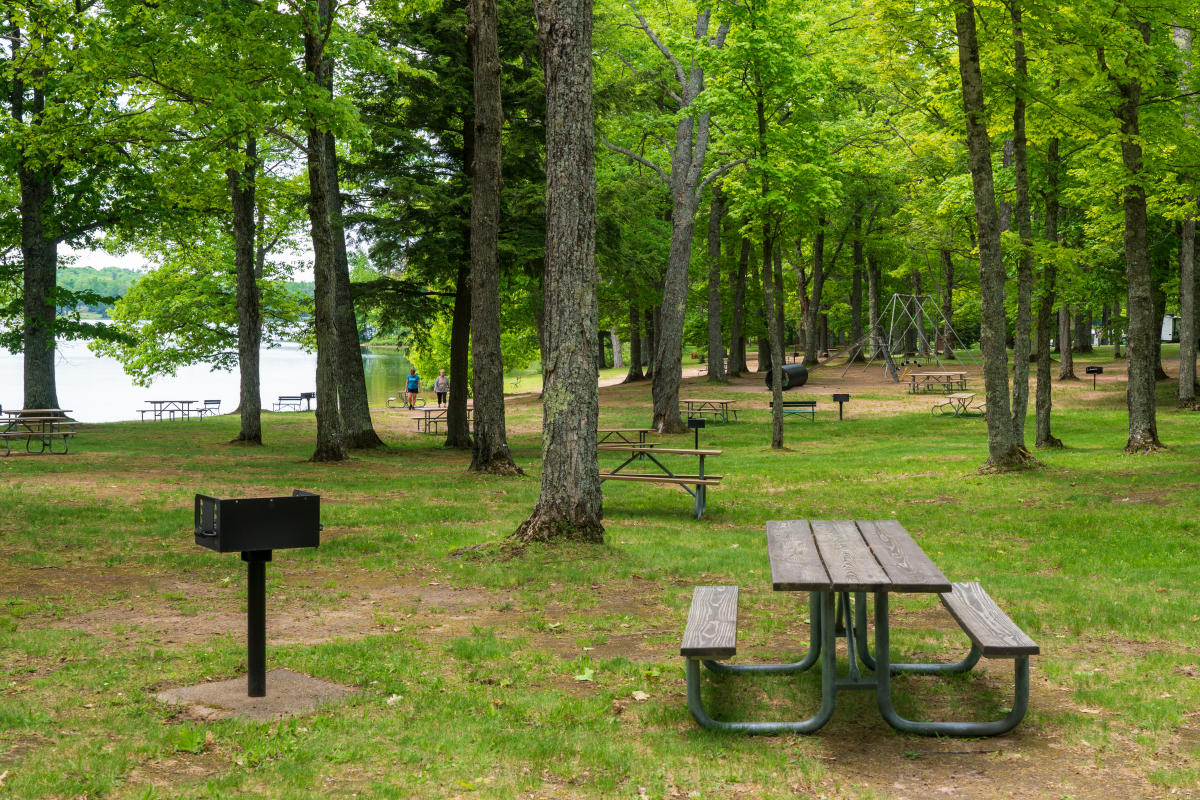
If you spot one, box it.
[4,354,1197,799]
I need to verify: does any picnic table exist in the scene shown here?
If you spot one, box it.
[680,398,738,423]
[0,409,77,456]
[932,392,984,417]
[681,519,1038,736]
[413,405,472,434]
[140,400,200,421]
[598,428,655,444]
[907,371,967,394]
[600,446,721,518]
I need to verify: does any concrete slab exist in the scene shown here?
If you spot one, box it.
[156,669,357,722]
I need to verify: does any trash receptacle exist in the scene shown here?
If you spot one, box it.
[765,362,809,391]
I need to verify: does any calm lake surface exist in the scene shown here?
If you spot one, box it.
[0,340,412,423]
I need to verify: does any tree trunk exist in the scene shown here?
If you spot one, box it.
[1153,265,1170,381]
[513,0,603,543]
[1036,137,1063,448]
[868,255,882,360]
[445,262,473,449]
[610,327,624,369]
[1009,0,1033,445]
[1181,215,1197,407]
[643,308,655,375]
[469,0,520,475]
[804,219,826,365]
[597,330,608,368]
[1112,300,1124,358]
[940,249,956,359]
[954,0,1027,468]
[1058,309,1076,378]
[763,232,785,447]
[1074,309,1093,353]
[19,166,61,411]
[305,0,347,463]
[848,217,864,360]
[913,271,930,357]
[727,237,750,376]
[1113,21,1162,452]
[625,300,644,381]
[229,137,263,445]
[706,186,726,381]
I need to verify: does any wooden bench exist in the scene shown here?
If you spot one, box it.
[940,582,1039,658]
[770,399,816,421]
[273,396,303,412]
[680,585,738,660]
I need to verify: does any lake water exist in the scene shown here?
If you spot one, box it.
[0,340,413,423]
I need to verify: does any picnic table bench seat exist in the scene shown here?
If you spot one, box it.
[939,582,1039,657]
[0,422,77,456]
[600,473,723,485]
[770,400,816,421]
[680,585,738,660]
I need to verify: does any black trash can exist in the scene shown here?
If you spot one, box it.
[765,362,809,390]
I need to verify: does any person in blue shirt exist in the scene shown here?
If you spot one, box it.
[405,368,421,410]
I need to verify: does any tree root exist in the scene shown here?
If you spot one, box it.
[1035,435,1064,449]
[977,447,1042,473]
[511,506,604,545]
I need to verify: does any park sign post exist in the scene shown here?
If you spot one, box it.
[1085,366,1103,390]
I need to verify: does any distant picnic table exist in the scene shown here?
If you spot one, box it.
[412,405,472,434]
[932,392,984,417]
[140,400,201,421]
[681,520,1038,736]
[680,398,737,423]
[598,428,654,444]
[906,371,967,394]
[600,445,721,518]
[0,409,77,456]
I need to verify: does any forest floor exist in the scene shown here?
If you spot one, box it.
[1,346,1199,799]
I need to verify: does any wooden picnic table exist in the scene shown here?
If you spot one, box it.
[598,428,655,444]
[600,445,721,518]
[680,519,1038,736]
[680,398,738,423]
[932,392,982,417]
[0,409,77,456]
[907,371,967,394]
[141,400,200,421]
[412,405,472,434]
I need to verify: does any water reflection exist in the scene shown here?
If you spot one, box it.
[0,341,412,423]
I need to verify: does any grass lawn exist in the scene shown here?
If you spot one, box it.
[1,349,1199,799]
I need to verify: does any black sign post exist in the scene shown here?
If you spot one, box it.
[1085,365,1103,390]
[688,416,706,449]
[832,393,851,420]
[194,491,321,697]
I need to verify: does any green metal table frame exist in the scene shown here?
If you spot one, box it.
[686,590,1031,736]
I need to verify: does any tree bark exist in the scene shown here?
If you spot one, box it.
[1058,309,1076,378]
[625,300,644,381]
[706,186,726,381]
[804,219,826,366]
[1009,0,1033,445]
[1074,308,1093,353]
[848,216,864,360]
[229,136,263,445]
[19,166,61,411]
[763,231,784,447]
[939,249,956,359]
[727,237,750,376]
[954,0,1028,468]
[468,0,520,475]
[513,0,603,543]
[1181,215,1197,407]
[445,262,473,449]
[1113,21,1163,452]
[643,308,655,375]
[1036,137,1063,448]
[610,327,624,369]
[305,0,347,463]
[597,330,608,368]
[1112,300,1123,358]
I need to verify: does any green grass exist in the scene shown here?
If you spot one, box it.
[1,350,1199,798]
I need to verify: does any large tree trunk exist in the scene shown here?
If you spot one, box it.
[305,0,347,463]
[513,0,603,543]
[1114,22,1162,452]
[803,219,826,366]
[1009,0,1034,445]
[1074,309,1093,353]
[955,0,1028,468]
[326,132,384,449]
[763,232,785,448]
[939,249,956,359]
[706,187,726,381]
[19,167,61,411]
[1181,215,1197,407]
[445,262,473,449]
[625,300,644,381]
[643,308,655,375]
[1058,308,1076,378]
[469,0,520,475]
[727,237,750,376]
[1036,137,1063,448]
[229,137,263,445]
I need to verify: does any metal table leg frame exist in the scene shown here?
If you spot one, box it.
[686,592,837,734]
[704,593,821,676]
[853,592,981,675]
[874,592,1031,736]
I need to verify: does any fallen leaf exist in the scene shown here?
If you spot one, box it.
[631,691,650,701]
